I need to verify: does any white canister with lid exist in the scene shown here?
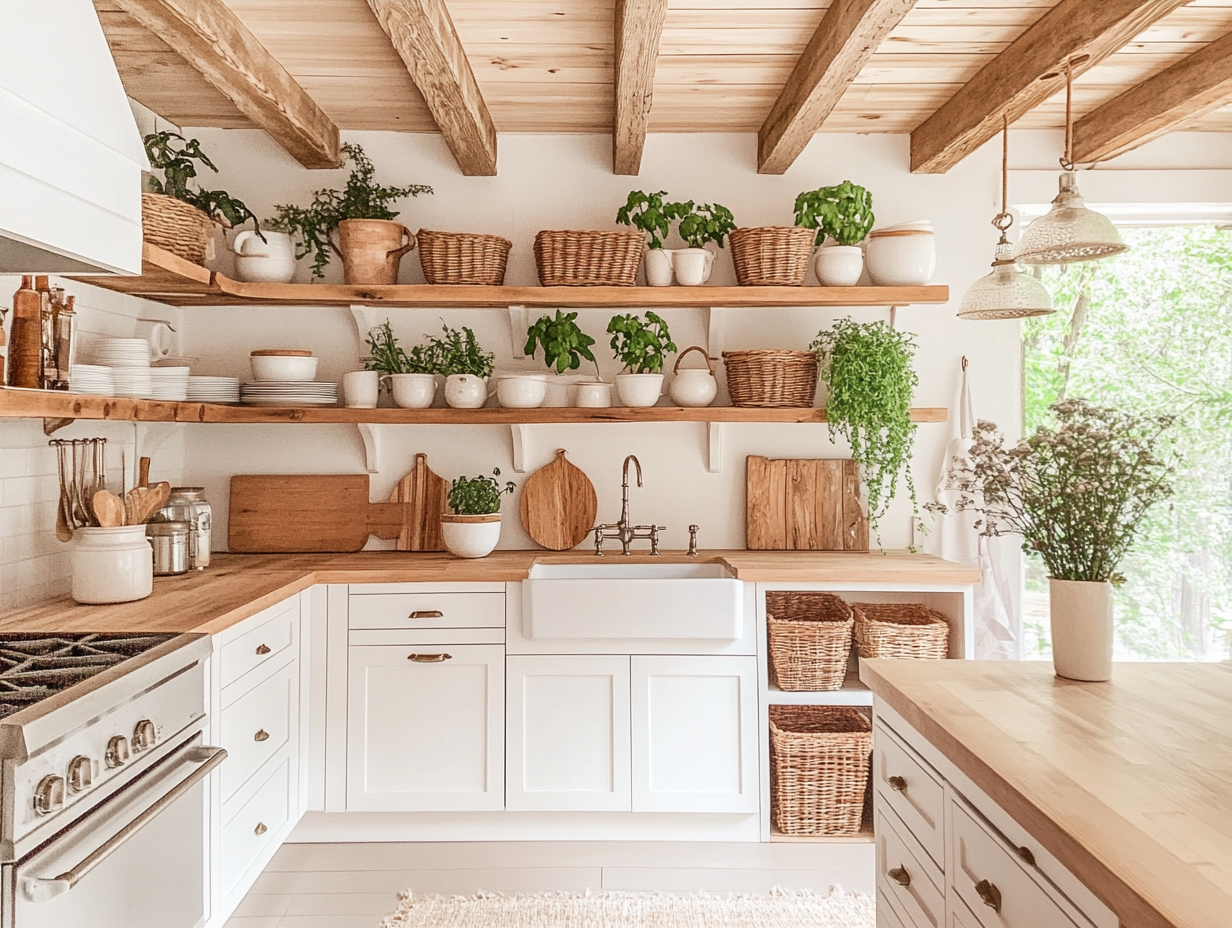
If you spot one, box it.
[866,221,936,286]
[668,346,718,407]
[71,526,154,604]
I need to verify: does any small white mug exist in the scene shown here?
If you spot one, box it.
[343,370,379,409]
[575,381,613,408]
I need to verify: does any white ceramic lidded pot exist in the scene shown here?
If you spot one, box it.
[866,221,936,286]
[445,374,489,409]
[574,381,613,408]
[71,526,154,604]
[668,346,718,407]
[232,230,297,283]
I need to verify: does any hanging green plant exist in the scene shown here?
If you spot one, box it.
[811,318,918,543]
[143,131,261,235]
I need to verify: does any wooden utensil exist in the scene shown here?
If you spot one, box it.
[229,474,405,553]
[93,490,126,528]
[388,453,447,552]
[746,455,868,552]
[519,449,597,550]
[54,441,72,541]
[125,482,170,526]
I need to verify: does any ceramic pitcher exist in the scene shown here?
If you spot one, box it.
[670,248,714,286]
[232,230,297,283]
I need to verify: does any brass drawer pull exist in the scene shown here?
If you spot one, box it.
[255,643,271,655]
[408,653,452,662]
[975,879,1002,913]
[409,610,444,619]
[888,866,910,887]
[887,775,907,791]
[254,729,270,742]
[1017,845,1036,866]
[254,822,268,836]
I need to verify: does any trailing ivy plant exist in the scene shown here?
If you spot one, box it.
[795,181,875,247]
[616,190,688,250]
[143,131,261,235]
[448,469,515,515]
[811,318,918,543]
[677,201,736,250]
[427,324,494,378]
[363,321,438,376]
[607,311,677,374]
[269,143,433,278]
[524,310,600,377]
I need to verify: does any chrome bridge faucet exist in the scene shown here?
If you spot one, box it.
[593,455,664,556]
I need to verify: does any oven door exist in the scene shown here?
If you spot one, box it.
[9,736,226,928]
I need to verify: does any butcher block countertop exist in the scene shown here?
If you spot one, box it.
[861,659,1232,928]
[0,549,977,636]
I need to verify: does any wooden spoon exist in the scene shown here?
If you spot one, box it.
[92,490,126,528]
[125,482,170,526]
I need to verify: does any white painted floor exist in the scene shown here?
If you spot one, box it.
[223,840,876,928]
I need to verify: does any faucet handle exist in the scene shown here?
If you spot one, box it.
[593,526,605,557]
[688,524,699,557]
[649,525,666,556]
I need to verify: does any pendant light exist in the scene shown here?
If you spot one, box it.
[1016,58,1128,266]
[958,117,1054,320]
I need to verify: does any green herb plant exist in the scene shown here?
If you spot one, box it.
[812,318,918,543]
[363,321,437,376]
[676,202,736,250]
[427,324,494,378]
[270,143,433,278]
[616,190,688,250]
[524,310,600,377]
[448,469,516,515]
[143,131,261,235]
[795,181,875,247]
[607,311,677,374]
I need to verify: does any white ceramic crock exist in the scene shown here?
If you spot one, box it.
[441,514,502,558]
[668,346,718,407]
[232,230,297,283]
[644,248,674,287]
[615,372,664,408]
[496,374,547,408]
[445,374,489,409]
[814,244,864,286]
[672,248,714,286]
[1049,578,1114,682]
[343,370,380,408]
[574,381,613,408]
[390,373,436,408]
[71,526,154,604]
[542,372,578,407]
[867,222,936,286]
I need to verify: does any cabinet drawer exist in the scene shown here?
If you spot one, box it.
[349,592,504,629]
[874,720,945,865]
[221,754,292,897]
[220,662,295,804]
[877,891,909,928]
[220,601,297,693]
[876,803,944,928]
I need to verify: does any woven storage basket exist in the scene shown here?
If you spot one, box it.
[729,226,815,286]
[417,229,512,285]
[769,705,872,836]
[141,193,214,265]
[723,350,818,408]
[853,602,949,660]
[533,230,643,286]
[766,592,853,691]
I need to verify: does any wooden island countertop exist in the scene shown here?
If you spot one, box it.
[861,659,1232,928]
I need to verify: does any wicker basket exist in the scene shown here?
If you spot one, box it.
[853,603,949,660]
[769,705,872,836]
[141,193,214,265]
[533,230,643,286]
[723,350,818,408]
[766,592,853,691]
[417,229,512,285]
[729,226,815,286]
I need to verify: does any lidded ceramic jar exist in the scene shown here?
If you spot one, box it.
[866,221,936,286]
[669,346,718,407]
[71,526,154,604]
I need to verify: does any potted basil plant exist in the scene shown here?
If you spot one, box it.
[617,190,688,287]
[673,201,736,286]
[442,469,516,558]
[364,321,438,408]
[795,181,875,286]
[427,324,495,409]
[607,311,677,407]
[521,310,601,407]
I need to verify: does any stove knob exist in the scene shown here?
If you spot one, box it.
[105,735,130,768]
[67,756,93,793]
[33,775,64,816]
[132,719,156,753]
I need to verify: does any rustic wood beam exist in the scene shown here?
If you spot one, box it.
[365,0,497,176]
[910,0,1190,175]
[757,0,918,175]
[111,0,340,168]
[613,0,670,175]
[1072,31,1232,163]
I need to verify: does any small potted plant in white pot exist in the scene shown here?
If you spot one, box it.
[430,324,495,409]
[607,311,676,407]
[442,468,516,558]
[795,181,875,286]
[616,190,688,287]
[522,310,601,407]
[364,321,439,408]
[674,201,735,286]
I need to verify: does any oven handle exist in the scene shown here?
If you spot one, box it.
[22,745,227,903]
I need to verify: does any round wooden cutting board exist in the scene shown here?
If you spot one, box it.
[519,449,598,550]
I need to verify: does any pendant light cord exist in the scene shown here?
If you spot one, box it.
[1061,58,1075,171]
[993,114,1013,238]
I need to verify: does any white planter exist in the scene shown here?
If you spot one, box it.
[232,230,297,283]
[814,244,864,286]
[343,370,379,409]
[615,372,664,408]
[441,514,502,558]
[445,373,489,409]
[71,526,153,604]
[867,223,936,286]
[1049,578,1114,682]
[574,381,613,407]
[644,248,674,287]
[496,374,547,408]
[390,373,436,408]
[672,247,714,286]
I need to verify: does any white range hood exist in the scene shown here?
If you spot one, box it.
[0,0,148,275]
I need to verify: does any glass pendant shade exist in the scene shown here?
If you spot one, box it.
[958,241,1054,320]
[1016,172,1128,266]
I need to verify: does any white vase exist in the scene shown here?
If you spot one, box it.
[390,373,436,408]
[441,514,502,558]
[232,230,297,283]
[644,248,674,287]
[615,372,664,408]
[71,526,154,604]
[867,223,936,286]
[1049,578,1114,682]
[814,244,864,286]
[672,248,714,286]
[445,374,488,409]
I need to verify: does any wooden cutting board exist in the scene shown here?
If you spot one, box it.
[746,456,868,552]
[229,475,404,553]
[519,449,597,550]
[388,452,447,552]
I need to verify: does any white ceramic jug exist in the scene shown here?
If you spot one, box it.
[644,248,674,287]
[671,248,714,286]
[668,346,718,407]
[233,230,297,283]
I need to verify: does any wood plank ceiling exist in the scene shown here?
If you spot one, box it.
[95,0,1232,175]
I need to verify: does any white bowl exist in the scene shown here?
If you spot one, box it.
[250,355,318,382]
[496,374,547,408]
[866,228,936,286]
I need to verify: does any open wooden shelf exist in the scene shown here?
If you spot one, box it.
[68,244,951,309]
[767,667,871,707]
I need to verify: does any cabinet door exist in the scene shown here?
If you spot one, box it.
[630,655,759,813]
[506,655,631,812]
[346,644,504,811]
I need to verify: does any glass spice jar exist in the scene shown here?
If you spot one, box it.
[154,487,212,569]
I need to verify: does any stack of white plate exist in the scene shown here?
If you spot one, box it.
[93,337,150,368]
[240,381,338,406]
[110,367,153,398]
[186,376,241,404]
[148,366,191,401]
[69,364,113,396]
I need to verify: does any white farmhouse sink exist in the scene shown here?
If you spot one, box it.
[522,562,743,640]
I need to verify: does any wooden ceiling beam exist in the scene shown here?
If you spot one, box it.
[365,0,497,176]
[757,0,918,175]
[111,0,340,168]
[1072,31,1232,163]
[613,0,669,175]
[909,0,1190,175]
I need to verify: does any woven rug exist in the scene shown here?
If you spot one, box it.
[379,887,875,927]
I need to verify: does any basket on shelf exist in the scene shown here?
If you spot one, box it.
[141,193,215,266]
[853,602,949,660]
[769,705,872,836]
[533,230,644,287]
[728,226,815,286]
[417,229,512,285]
[723,350,819,408]
[766,591,853,691]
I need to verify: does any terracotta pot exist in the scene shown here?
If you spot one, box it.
[335,219,415,285]
[1049,578,1113,682]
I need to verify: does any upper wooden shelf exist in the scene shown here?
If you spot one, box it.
[68,244,950,309]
